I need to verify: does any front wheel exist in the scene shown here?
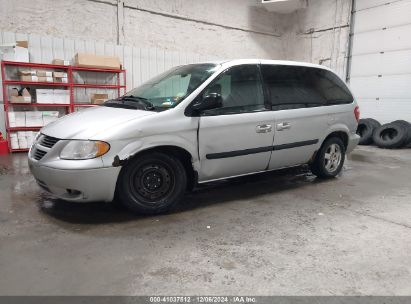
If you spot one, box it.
[310,137,345,178]
[118,152,187,214]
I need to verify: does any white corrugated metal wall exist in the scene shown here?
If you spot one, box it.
[0,31,217,135]
[349,0,411,123]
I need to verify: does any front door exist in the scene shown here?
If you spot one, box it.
[197,64,275,181]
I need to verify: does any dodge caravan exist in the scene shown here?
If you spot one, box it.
[28,59,360,214]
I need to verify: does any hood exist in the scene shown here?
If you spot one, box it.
[41,106,156,139]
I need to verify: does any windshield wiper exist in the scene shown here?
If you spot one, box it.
[119,95,155,110]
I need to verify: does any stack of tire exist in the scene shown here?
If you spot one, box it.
[357,118,411,149]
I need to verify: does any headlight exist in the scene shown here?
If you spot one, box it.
[60,140,110,160]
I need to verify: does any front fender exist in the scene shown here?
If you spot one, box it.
[115,134,200,170]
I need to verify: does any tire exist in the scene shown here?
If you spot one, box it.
[310,137,346,179]
[391,120,410,128]
[366,118,381,128]
[118,152,187,215]
[372,123,409,149]
[357,119,376,145]
[391,120,411,146]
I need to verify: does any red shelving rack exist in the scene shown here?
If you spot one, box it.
[1,60,126,152]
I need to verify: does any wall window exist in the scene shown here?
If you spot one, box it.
[201,65,266,115]
[261,65,353,110]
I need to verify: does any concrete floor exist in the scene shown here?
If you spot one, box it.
[0,146,410,296]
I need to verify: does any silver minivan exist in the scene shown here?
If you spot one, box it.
[28,59,360,214]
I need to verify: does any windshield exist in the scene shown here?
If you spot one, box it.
[108,63,219,111]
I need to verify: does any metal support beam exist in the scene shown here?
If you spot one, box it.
[117,0,125,45]
[345,0,356,83]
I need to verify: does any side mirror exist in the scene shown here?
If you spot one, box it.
[191,93,223,113]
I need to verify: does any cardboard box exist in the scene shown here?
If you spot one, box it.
[10,88,19,96]
[0,41,29,62]
[52,59,70,66]
[74,53,121,70]
[38,76,53,82]
[18,70,36,76]
[16,41,28,48]
[36,70,53,77]
[53,77,68,83]
[53,72,67,78]
[20,75,38,82]
[25,111,43,127]
[10,88,31,103]
[42,111,59,125]
[90,93,109,104]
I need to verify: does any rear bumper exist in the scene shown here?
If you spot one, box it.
[29,159,121,202]
[347,133,360,154]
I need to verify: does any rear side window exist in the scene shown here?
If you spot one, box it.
[261,65,353,110]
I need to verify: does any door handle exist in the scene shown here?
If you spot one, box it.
[276,122,291,131]
[256,124,272,133]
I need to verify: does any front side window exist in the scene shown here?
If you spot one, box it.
[261,65,353,110]
[104,64,219,111]
[200,64,266,115]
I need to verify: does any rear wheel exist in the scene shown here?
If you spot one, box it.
[118,152,187,214]
[310,137,345,178]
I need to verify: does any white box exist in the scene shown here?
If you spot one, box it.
[18,137,28,149]
[25,111,43,127]
[17,131,27,138]
[36,89,54,103]
[53,90,70,104]
[42,111,59,125]
[14,112,26,127]
[26,131,35,147]
[8,112,16,127]
[37,71,53,77]
[57,77,68,83]
[10,133,19,150]
[0,45,29,62]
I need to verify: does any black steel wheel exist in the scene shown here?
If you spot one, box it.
[118,152,187,214]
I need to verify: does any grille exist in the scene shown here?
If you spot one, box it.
[39,135,60,148]
[33,148,47,161]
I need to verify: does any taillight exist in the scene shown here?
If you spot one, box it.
[354,106,360,122]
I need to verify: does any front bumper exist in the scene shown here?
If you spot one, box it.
[29,159,121,202]
[347,133,361,154]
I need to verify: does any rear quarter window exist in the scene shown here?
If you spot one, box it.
[261,65,353,110]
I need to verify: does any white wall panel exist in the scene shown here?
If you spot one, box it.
[354,0,411,33]
[350,75,411,99]
[350,1,411,122]
[350,50,411,77]
[352,24,411,55]
[358,99,411,123]
[355,0,394,11]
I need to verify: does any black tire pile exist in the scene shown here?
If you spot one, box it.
[357,118,411,149]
